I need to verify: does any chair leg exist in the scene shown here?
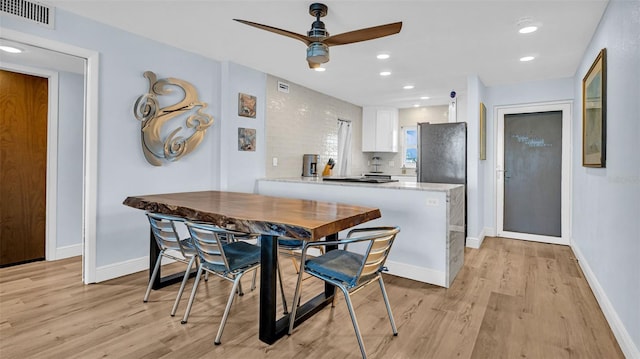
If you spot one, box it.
[143,251,164,302]
[181,265,204,324]
[378,276,398,335]
[250,268,257,291]
[341,286,368,359]
[214,271,245,345]
[171,255,196,317]
[287,260,307,335]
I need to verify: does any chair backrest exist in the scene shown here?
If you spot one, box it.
[350,227,400,285]
[184,221,248,272]
[146,212,187,253]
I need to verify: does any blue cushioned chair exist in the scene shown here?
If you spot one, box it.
[181,221,262,345]
[143,212,197,317]
[288,226,401,359]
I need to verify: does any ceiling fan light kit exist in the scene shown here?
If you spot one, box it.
[307,43,329,65]
[234,2,402,69]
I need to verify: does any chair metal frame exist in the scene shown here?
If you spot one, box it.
[288,226,400,359]
[181,221,262,345]
[143,212,198,317]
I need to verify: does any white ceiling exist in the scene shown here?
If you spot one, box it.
[23,1,610,108]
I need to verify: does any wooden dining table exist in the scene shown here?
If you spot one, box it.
[123,190,381,344]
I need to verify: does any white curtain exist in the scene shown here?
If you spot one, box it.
[336,120,352,176]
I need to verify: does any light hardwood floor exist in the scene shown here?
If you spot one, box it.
[0,237,624,358]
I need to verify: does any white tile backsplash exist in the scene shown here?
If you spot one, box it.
[266,75,368,177]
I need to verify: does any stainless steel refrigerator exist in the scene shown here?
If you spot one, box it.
[417,122,467,239]
[417,122,467,185]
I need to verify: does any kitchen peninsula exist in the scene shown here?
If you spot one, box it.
[256,177,465,287]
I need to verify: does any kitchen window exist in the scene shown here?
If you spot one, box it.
[401,126,417,168]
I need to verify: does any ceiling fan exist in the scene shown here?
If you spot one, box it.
[234,3,402,69]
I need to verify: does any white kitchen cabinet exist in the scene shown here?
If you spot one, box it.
[362,107,398,152]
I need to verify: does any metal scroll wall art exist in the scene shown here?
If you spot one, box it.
[133,71,214,166]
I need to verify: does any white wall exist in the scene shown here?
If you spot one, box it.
[1,10,222,269]
[219,62,266,193]
[466,75,487,247]
[571,0,640,356]
[56,71,84,248]
[399,105,449,126]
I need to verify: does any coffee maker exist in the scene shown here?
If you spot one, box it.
[302,154,319,177]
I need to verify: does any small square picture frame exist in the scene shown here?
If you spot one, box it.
[238,93,257,118]
[238,127,256,151]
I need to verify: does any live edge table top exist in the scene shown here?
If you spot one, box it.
[123,190,381,240]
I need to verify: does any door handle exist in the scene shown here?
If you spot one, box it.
[496,169,508,180]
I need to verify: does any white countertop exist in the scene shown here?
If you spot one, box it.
[258,177,463,192]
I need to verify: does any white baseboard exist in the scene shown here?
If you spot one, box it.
[466,227,490,249]
[484,227,496,237]
[385,259,447,288]
[54,243,82,259]
[95,256,149,283]
[466,236,481,249]
[572,241,640,359]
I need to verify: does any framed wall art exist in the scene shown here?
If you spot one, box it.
[238,127,256,151]
[479,102,487,160]
[582,48,606,168]
[238,92,257,118]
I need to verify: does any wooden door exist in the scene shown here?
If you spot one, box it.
[0,70,48,266]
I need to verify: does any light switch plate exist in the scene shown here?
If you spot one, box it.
[272,157,278,166]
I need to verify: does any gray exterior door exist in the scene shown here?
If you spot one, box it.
[503,111,562,237]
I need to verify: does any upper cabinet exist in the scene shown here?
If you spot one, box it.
[362,107,398,152]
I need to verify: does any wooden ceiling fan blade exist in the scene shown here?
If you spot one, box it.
[233,19,312,45]
[323,22,402,47]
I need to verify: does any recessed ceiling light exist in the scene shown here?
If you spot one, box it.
[314,67,326,72]
[516,16,540,34]
[403,85,414,90]
[0,45,23,54]
[519,25,538,34]
[379,71,391,76]
[377,53,390,60]
[413,104,420,108]
[420,96,430,100]
[520,56,535,62]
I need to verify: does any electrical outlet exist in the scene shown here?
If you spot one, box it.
[272,157,278,166]
[426,198,439,206]
[388,161,394,167]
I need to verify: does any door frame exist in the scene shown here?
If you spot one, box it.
[495,101,572,245]
[2,29,100,283]
[1,63,59,262]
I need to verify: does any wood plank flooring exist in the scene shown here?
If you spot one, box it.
[0,237,624,358]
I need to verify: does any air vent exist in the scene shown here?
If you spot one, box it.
[277,81,290,93]
[1,0,55,28]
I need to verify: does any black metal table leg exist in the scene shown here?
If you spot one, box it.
[258,233,338,344]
